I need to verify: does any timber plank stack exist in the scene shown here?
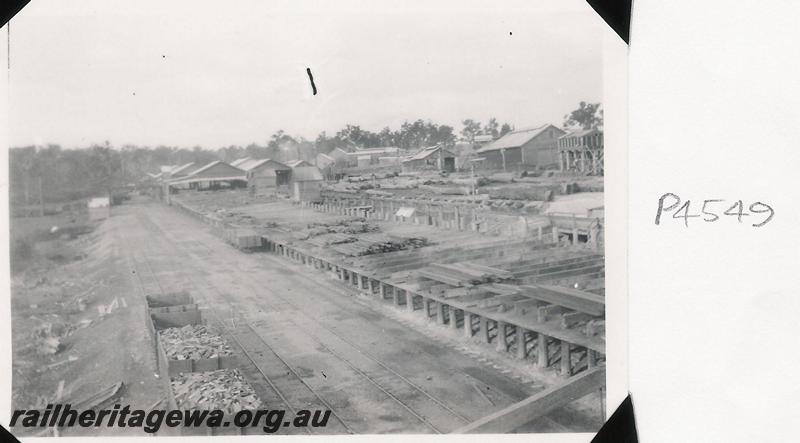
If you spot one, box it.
[418,262,515,286]
[222,228,262,250]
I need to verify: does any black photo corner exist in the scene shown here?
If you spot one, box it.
[586,0,631,44]
[0,422,22,443]
[1,0,30,28]
[586,0,634,440]
[592,395,638,443]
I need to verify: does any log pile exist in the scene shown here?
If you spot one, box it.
[171,369,261,414]
[331,236,430,256]
[293,219,378,240]
[418,262,515,286]
[360,237,429,256]
[158,325,233,360]
[482,185,554,201]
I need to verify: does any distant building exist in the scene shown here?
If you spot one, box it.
[451,142,477,170]
[328,148,351,166]
[150,162,196,182]
[168,161,246,191]
[557,128,604,175]
[475,124,565,171]
[315,153,336,180]
[346,147,401,167]
[472,134,495,146]
[289,165,324,202]
[402,145,456,173]
[235,158,291,195]
[285,159,312,168]
[316,153,335,169]
[165,162,196,181]
[377,156,402,166]
[230,157,250,168]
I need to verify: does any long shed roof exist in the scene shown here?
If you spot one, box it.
[403,145,456,162]
[476,124,563,153]
[230,157,250,168]
[168,161,246,185]
[238,158,290,172]
[559,128,602,139]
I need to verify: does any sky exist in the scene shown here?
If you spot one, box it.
[6,0,604,149]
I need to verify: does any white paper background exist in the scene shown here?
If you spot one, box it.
[630,1,800,441]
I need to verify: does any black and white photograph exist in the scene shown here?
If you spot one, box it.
[2,0,623,438]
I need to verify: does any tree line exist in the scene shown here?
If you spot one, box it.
[10,103,601,207]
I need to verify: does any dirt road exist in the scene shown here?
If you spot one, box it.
[113,199,582,434]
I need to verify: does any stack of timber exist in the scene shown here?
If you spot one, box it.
[349,237,550,278]
[158,325,233,360]
[332,237,429,257]
[483,185,555,201]
[360,237,429,256]
[171,369,261,414]
[305,233,357,247]
[418,262,515,286]
[222,228,262,250]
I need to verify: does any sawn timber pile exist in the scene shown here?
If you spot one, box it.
[418,262,516,286]
[292,219,378,240]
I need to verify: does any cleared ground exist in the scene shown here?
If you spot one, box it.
[114,199,600,433]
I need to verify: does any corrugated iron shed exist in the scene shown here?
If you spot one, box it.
[476,124,559,153]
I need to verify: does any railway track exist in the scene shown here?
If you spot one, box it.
[229,324,354,434]
[125,211,353,434]
[117,204,562,433]
[154,228,475,430]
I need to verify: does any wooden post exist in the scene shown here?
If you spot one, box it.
[537,334,548,368]
[516,327,527,359]
[587,349,598,369]
[560,341,571,377]
[451,309,461,330]
[357,274,365,290]
[480,317,490,343]
[406,292,415,312]
[496,321,508,352]
[436,302,445,324]
[464,312,473,338]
